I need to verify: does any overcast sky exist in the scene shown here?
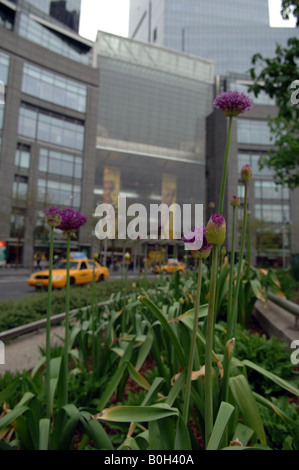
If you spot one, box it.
[79,0,296,41]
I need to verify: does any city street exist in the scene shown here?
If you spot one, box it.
[0,269,154,302]
[0,273,33,301]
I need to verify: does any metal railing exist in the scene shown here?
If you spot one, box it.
[0,299,114,342]
[267,292,299,328]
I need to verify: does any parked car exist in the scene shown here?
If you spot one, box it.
[28,258,109,289]
[152,260,185,274]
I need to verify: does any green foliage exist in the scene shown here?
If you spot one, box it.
[250,35,299,188]
[217,323,297,395]
[0,278,155,331]
[259,396,299,450]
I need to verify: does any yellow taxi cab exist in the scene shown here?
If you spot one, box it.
[153,260,185,274]
[28,258,110,289]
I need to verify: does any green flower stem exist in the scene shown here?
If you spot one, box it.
[91,262,96,375]
[205,245,218,446]
[62,232,71,405]
[229,181,249,338]
[227,206,236,328]
[218,116,233,215]
[183,258,202,424]
[221,206,236,405]
[45,226,54,418]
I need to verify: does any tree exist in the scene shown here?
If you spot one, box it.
[249,1,299,189]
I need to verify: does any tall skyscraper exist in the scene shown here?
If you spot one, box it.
[129,0,299,75]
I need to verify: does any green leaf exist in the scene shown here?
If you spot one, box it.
[0,406,29,430]
[127,362,151,390]
[175,414,192,450]
[0,381,19,407]
[135,329,154,371]
[93,404,179,423]
[56,414,79,450]
[39,418,50,450]
[231,422,254,447]
[97,360,127,410]
[138,296,186,367]
[243,359,299,396]
[229,375,266,445]
[118,437,141,450]
[79,414,114,450]
[206,402,235,450]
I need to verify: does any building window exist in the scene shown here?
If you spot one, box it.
[18,104,85,151]
[0,4,15,31]
[237,152,274,177]
[37,178,81,208]
[0,50,10,85]
[237,119,272,145]
[15,144,31,169]
[22,63,87,113]
[13,175,28,200]
[18,14,91,65]
[39,148,82,179]
[254,180,289,201]
[255,203,290,224]
[10,210,25,239]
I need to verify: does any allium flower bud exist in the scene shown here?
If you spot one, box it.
[220,246,226,257]
[93,252,99,260]
[209,201,215,209]
[44,207,61,228]
[230,195,241,207]
[124,252,131,263]
[206,213,226,245]
[241,164,252,182]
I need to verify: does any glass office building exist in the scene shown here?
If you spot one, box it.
[0,0,99,267]
[93,32,215,264]
[129,0,299,76]
[0,0,92,65]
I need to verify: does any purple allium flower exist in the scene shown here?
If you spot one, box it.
[56,208,87,233]
[214,90,253,117]
[241,164,252,182]
[206,213,226,245]
[230,195,241,207]
[44,207,62,228]
[183,226,203,251]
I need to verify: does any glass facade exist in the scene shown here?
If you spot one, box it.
[18,14,91,64]
[129,0,299,76]
[0,50,10,130]
[237,120,272,146]
[255,203,290,224]
[10,210,25,239]
[12,175,28,200]
[22,63,87,112]
[254,180,289,201]
[18,104,85,151]
[95,32,214,162]
[237,152,273,176]
[39,148,82,179]
[37,178,81,207]
[15,143,31,169]
[24,0,81,32]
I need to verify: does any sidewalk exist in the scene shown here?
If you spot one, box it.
[0,267,31,277]
[0,325,65,374]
